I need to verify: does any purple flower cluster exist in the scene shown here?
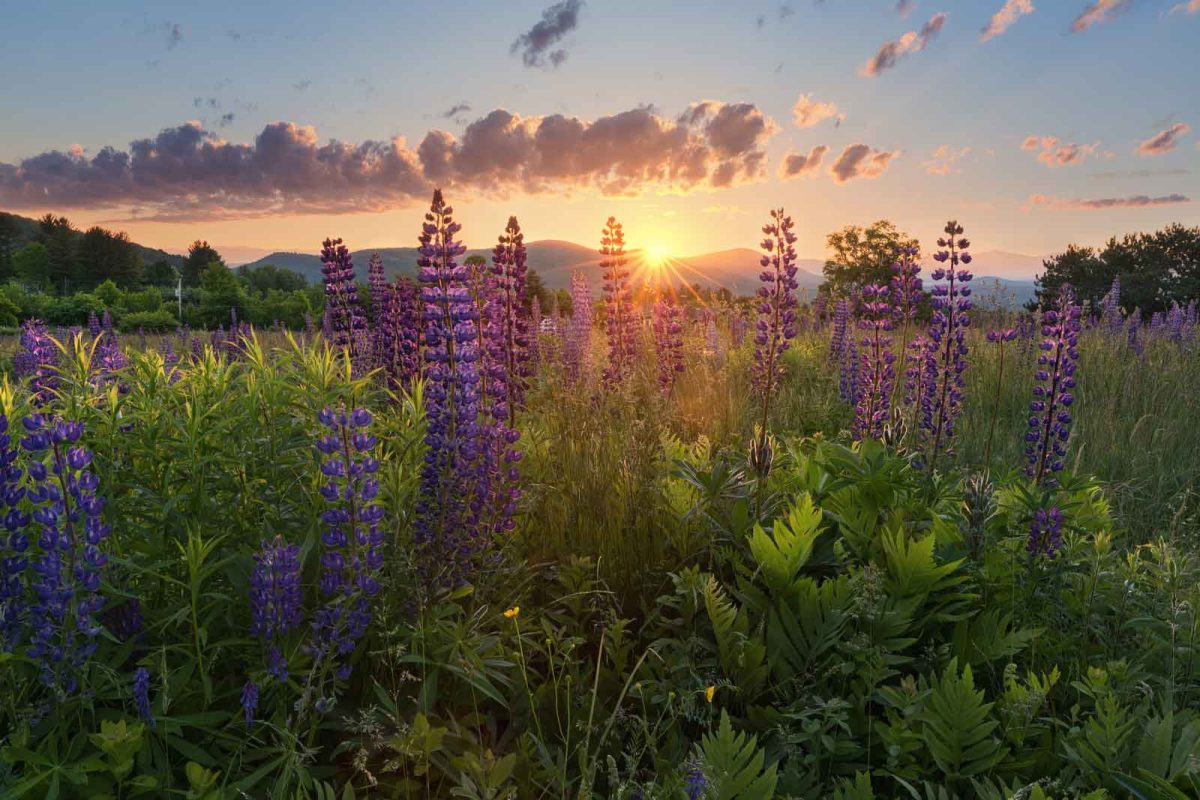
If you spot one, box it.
[562,271,594,383]
[14,320,59,407]
[652,295,685,394]
[600,217,637,386]
[241,679,259,729]
[249,534,303,681]
[133,666,154,727]
[0,416,29,652]
[320,238,368,359]
[21,414,109,693]
[751,208,799,404]
[309,407,384,674]
[890,246,924,324]
[1098,276,1122,334]
[491,217,532,417]
[1025,285,1081,486]
[1027,506,1063,558]
[921,221,974,464]
[853,285,896,441]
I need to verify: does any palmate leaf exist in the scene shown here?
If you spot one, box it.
[747,493,822,591]
[699,711,779,800]
[918,658,1007,783]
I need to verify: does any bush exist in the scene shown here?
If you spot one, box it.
[117,309,179,332]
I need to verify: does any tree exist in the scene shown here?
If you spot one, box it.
[183,241,224,287]
[143,259,178,288]
[36,214,78,293]
[77,226,142,288]
[197,262,246,326]
[13,242,51,288]
[0,213,21,281]
[237,263,308,295]
[822,219,919,297]
[524,269,552,313]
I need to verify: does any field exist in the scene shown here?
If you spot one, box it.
[1,211,1200,800]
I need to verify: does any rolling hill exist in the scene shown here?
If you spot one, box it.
[1,210,184,268]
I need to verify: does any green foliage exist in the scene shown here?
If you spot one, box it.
[698,711,778,800]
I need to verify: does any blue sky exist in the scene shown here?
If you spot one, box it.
[1,0,1197,269]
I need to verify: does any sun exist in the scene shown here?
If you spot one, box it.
[644,241,672,267]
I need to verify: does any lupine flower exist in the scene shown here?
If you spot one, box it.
[320,238,368,360]
[133,667,154,727]
[529,295,543,370]
[1027,506,1063,558]
[600,217,637,386]
[1025,285,1082,486]
[0,415,29,652]
[562,271,594,383]
[21,414,109,694]
[704,313,720,361]
[652,295,685,394]
[1098,276,1122,334]
[249,535,303,681]
[829,298,849,363]
[14,320,59,407]
[684,758,708,800]
[413,190,487,588]
[241,680,258,729]
[839,329,859,405]
[853,285,895,441]
[309,407,385,674]
[921,221,973,465]
[491,216,532,419]
[751,208,799,406]
[890,246,924,325]
[903,335,932,420]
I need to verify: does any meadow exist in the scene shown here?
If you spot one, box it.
[1,201,1200,800]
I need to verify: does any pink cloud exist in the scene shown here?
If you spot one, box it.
[1029,192,1191,210]
[860,12,946,77]
[829,144,900,183]
[779,145,829,179]
[980,0,1035,42]
[923,145,969,175]
[1136,123,1191,156]
[1070,0,1132,33]
[791,93,844,128]
[1022,134,1101,167]
[1172,0,1200,13]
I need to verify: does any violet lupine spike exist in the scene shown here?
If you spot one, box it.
[529,295,543,370]
[20,414,109,694]
[600,217,637,386]
[0,415,29,653]
[249,534,303,682]
[491,217,532,421]
[853,285,896,441]
[903,335,933,432]
[652,295,685,395]
[309,406,385,677]
[241,680,258,729]
[1027,505,1064,558]
[751,208,799,406]
[133,667,154,727]
[1098,276,1122,334]
[413,189,484,588]
[1025,284,1082,486]
[319,238,368,361]
[840,333,860,405]
[829,297,849,362]
[704,313,720,361]
[15,320,59,407]
[922,220,974,465]
[562,271,594,383]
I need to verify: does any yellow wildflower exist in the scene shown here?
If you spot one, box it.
[705,685,715,704]
[503,606,520,619]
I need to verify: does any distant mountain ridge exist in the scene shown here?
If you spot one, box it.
[1,211,184,268]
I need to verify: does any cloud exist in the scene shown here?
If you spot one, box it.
[442,102,472,119]
[895,0,916,18]
[980,0,1034,42]
[1091,167,1191,179]
[791,93,844,128]
[780,145,828,179]
[860,12,946,76]
[923,145,969,175]
[1172,0,1200,13]
[0,101,777,220]
[1022,135,1102,167]
[510,0,583,68]
[1029,192,1191,210]
[1136,122,1191,156]
[1070,0,1131,33]
[702,204,749,216]
[217,112,235,128]
[829,144,900,183]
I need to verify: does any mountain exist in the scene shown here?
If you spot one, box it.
[971,250,1045,280]
[240,241,825,292]
[1,210,184,268]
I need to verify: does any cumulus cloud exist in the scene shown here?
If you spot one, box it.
[1029,192,1191,210]
[1070,0,1131,33]
[1136,123,1191,156]
[780,145,828,179]
[980,0,1034,42]
[1022,135,1102,167]
[791,93,844,128]
[0,101,777,220]
[829,144,900,183]
[923,145,969,175]
[1172,0,1200,13]
[510,0,583,68]
[860,12,946,76]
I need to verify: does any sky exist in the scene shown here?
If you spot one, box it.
[1,0,1198,270]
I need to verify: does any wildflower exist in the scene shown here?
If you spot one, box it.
[491,216,532,418]
[320,237,368,361]
[503,606,520,619]
[853,285,895,441]
[600,217,637,386]
[1025,285,1082,486]
[652,294,685,394]
[241,680,259,729]
[133,667,154,728]
[1027,506,1064,558]
[14,320,58,407]
[922,220,973,465]
[249,535,304,681]
[1098,276,1122,334]
[0,415,29,653]
[562,271,594,383]
[705,685,715,704]
[684,758,708,800]
[751,208,800,427]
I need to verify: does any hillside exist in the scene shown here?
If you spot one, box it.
[1,210,186,268]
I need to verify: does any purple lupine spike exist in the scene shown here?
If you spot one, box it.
[133,667,154,727]
[600,217,637,386]
[840,332,860,405]
[704,313,720,361]
[15,320,59,407]
[0,415,29,653]
[308,406,385,676]
[751,208,799,405]
[730,312,747,348]
[529,294,543,370]
[1027,506,1064,558]
[241,680,258,729]
[393,278,423,386]
[20,415,109,694]
[684,758,708,800]
[903,335,932,419]
[1025,284,1082,486]
[652,294,685,394]
[320,238,368,362]
[249,534,303,681]
[92,314,129,393]
[1098,276,1122,334]
[562,271,594,383]
[492,217,532,420]
[922,220,974,465]
[413,189,485,588]
[853,285,896,441]
[87,312,102,340]
[829,297,849,362]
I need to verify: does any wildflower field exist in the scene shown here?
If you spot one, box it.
[3,196,1200,800]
